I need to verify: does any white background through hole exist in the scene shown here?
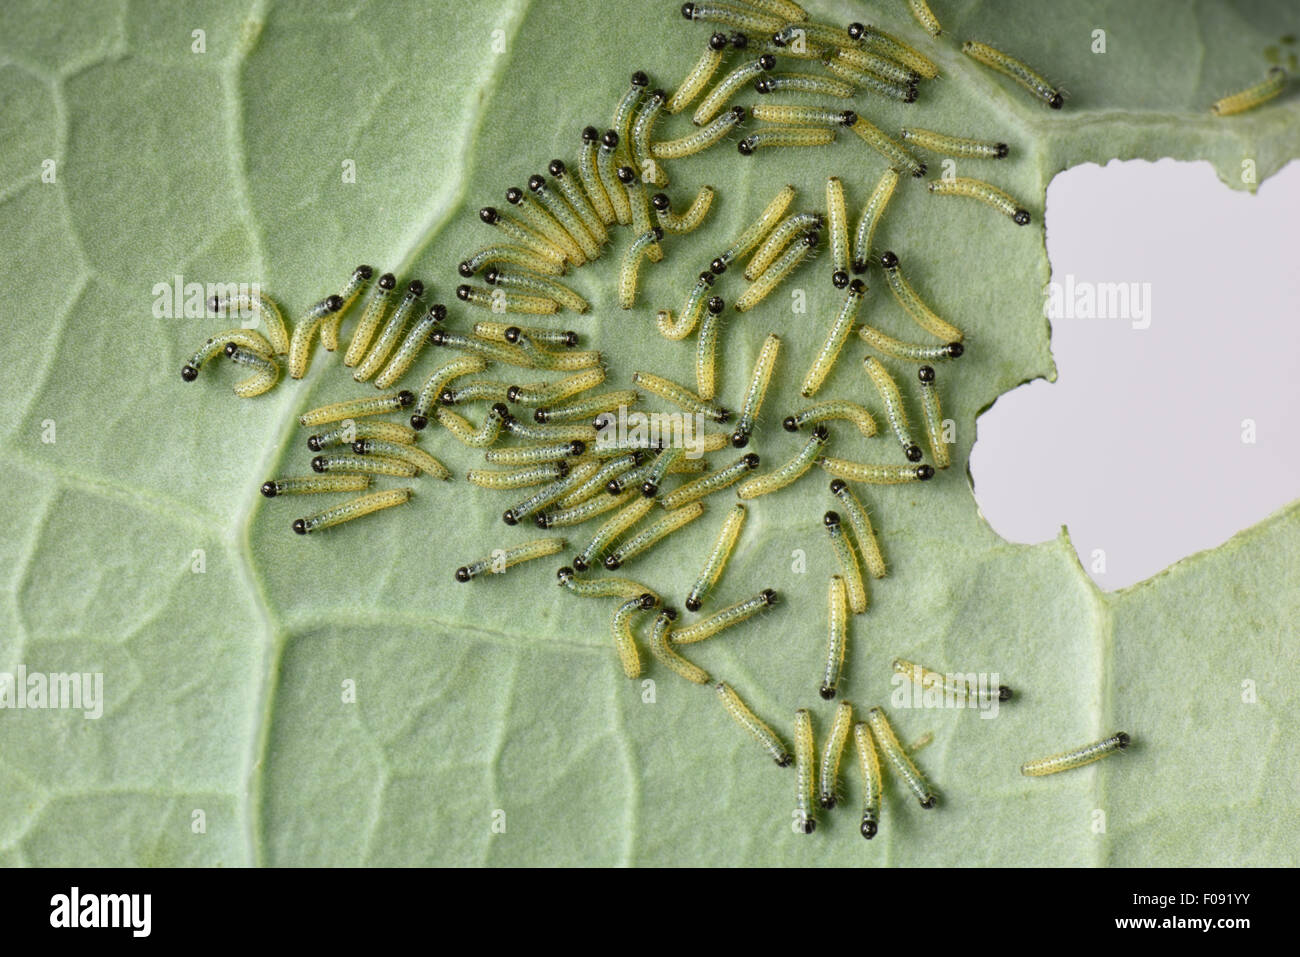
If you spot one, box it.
[970,158,1300,591]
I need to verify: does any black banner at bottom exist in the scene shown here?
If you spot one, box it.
[0,866,1277,942]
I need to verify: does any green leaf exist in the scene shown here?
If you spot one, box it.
[2,0,1296,866]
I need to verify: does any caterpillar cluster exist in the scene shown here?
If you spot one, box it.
[175,0,1162,840]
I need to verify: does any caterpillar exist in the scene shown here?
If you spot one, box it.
[824,510,868,614]
[821,574,848,699]
[374,303,446,390]
[674,589,778,643]
[292,488,412,535]
[602,501,705,569]
[816,456,934,484]
[829,479,888,579]
[685,503,747,611]
[667,31,731,115]
[260,473,371,498]
[657,452,760,509]
[854,722,883,838]
[852,168,899,273]
[736,425,827,498]
[863,355,923,462]
[715,681,791,767]
[651,187,716,234]
[732,333,780,447]
[901,127,1008,159]
[878,252,966,342]
[793,708,817,833]
[801,278,865,397]
[455,537,568,582]
[737,125,838,154]
[1021,733,1130,776]
[648,608,711,685]
[320,265,373,351]
[733,229,820,313]
[354,280,426,382]
[1211,66,1288,116]
[867,706,937,808]
[927,176,1031,225]
[819,700,853,808]
[962,39,1064,109]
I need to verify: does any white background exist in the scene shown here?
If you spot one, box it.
[970,158,1300,590]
